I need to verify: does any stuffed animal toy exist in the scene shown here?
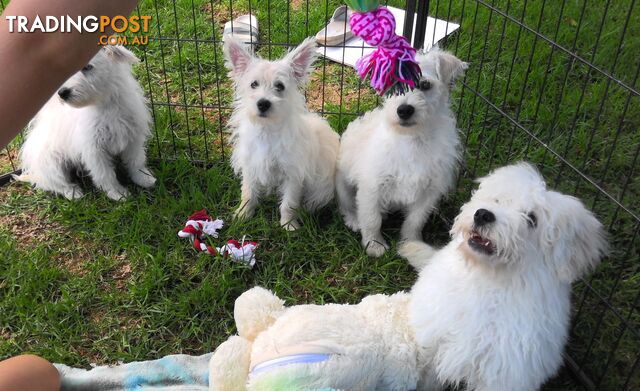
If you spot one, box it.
[208,287,419,390]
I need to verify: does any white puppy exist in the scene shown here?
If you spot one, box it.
[402,162,607,390]
[208,162,606,391]
[337,48,466,256]
[17,46,155,200]
[223,36,340,230]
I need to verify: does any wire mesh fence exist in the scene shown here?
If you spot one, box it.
[448,1,639,389]
[1,0,638,389]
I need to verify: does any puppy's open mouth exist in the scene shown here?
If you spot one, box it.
[258,113,268,118]
[468,230,495,255]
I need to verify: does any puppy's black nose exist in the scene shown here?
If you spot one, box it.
[257,99,271,113]
[474,208,496,226]
[58,88,72,101]
[397,104,415,120]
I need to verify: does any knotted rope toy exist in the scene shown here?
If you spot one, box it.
[178,210,258,267]
[346,0,422,95]
[178,209,224,254]
[217,238,258,268]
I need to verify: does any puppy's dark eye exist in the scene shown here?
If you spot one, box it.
[250,80,259,89]
[82,64,94,72]
[274,81,285,92]
[527,212,537,228]
[419,79,432,91]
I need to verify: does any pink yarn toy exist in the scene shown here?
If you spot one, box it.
[346,0,422,95]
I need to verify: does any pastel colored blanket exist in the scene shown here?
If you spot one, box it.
[55,353,212,390]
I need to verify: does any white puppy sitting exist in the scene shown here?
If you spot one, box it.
[223,36,340,230]
[17,46,155,200]
[208,162,606,391]
[402,162,607,390]
[337,48,466,256]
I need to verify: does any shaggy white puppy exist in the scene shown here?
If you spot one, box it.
[208,162,606,391]
[337,47,466,257]
[223,36,340,230]
[17,46,155,200]
[402,162,607,390]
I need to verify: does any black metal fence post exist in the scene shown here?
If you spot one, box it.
[404,0,430,50]
[403,0,417,41]
[413,0,429,50]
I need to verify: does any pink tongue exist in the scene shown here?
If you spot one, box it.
[471,233,487,245]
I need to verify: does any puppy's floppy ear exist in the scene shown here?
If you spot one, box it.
[283,37,318,85]
[223,35,253,78]
[429,47,468,87]
[104,45,139,64]
[542,191,608,283]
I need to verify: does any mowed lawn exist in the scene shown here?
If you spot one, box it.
[1,1,638,390]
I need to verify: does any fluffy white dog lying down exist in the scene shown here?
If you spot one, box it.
[337,47,466,257]
[209,163,606,391]
[17,46,155,200]
[223,36,340,230]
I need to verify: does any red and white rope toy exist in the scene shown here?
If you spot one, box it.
[177,209,224,255]
[217,238,258,267]
[178,210,259,267]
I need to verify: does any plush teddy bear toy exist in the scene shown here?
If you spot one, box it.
[208,286,422,391]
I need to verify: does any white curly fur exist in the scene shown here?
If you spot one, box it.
[209,163,607,391]
[403,162,608,390]
[209,288,420,391]
[336,47,467,256]
[16,46,155,200]
[223,36,340,230]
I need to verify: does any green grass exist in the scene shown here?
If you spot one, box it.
[1,1,638,390]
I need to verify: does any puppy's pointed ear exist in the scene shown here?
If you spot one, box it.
[428,48,468,87]
[104,45,139,64]
[283,37,318,85]
[543,191,608,283]
[223,35,253,78]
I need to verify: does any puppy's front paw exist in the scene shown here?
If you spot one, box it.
[106,187,130,201]
[62,186,84,200]
[364,238,389,257]
[234,206,254,220]
[399,240,436,271]
[281,219,301,231]
[131,169,156,188]
[343,215,359,232]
